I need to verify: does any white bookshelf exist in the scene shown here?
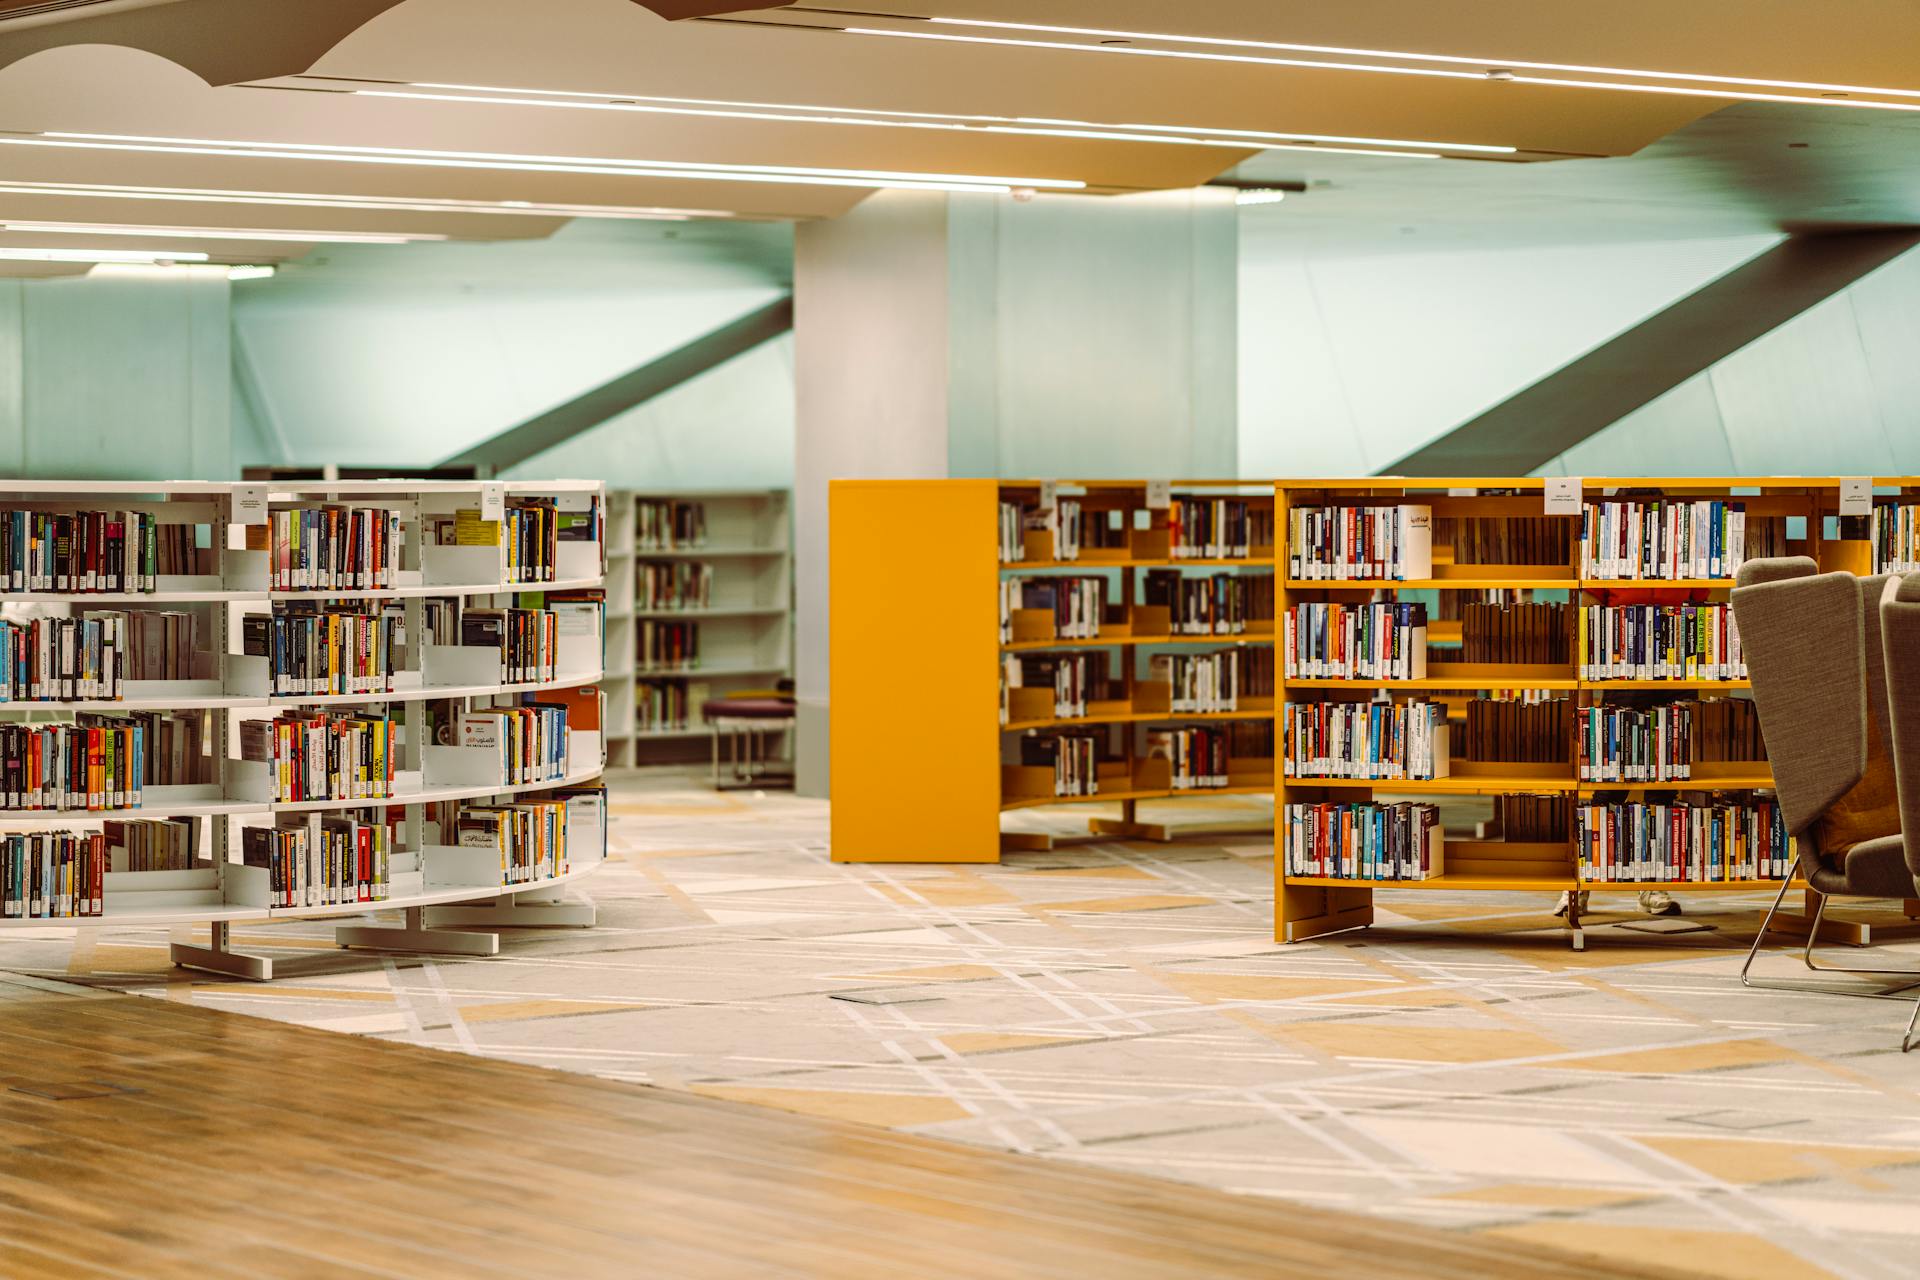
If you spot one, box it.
[0,478,611,980]
[602,489,792,768]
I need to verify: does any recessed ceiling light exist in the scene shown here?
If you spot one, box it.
[22,131,1086,194]
[845,22,1920,112]
[375,82,1515,156]
[227,265,277,281]
[0,221,444,244]
[0,246,211,263]
[1235,189,1288,205]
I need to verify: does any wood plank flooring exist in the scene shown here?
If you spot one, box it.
[0,974,1693,1280]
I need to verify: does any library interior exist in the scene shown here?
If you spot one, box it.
[2,4,1920,1279]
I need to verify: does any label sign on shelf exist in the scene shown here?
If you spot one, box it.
[1447,487,1478,498]
[480,482,506,523]
[1840,477,1873,517]
[1543,476,1583,516]
[233,484,268,526]
[1039,481,1059,508]
[1146,480,1171,509]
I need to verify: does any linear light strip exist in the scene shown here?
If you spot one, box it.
[42,131,1086,189]
[0,246,211,263]
[1,221,444,244]
[0,181,719,220]
[399,80,1516,153]
[847,26,1920,114]
[922,16,1920,100]
[0,138,1029,193]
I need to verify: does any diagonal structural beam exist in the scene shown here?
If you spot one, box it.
[442,295,792,474]
[1385,230,1920,476]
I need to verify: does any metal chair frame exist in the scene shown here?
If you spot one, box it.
[1741,876,1920,1011]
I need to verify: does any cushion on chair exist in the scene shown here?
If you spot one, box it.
[1814,734,1902,857]
[703,697,796,722]
[1832,835,1920,900]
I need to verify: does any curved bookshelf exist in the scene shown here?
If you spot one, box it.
[0,478,612,981]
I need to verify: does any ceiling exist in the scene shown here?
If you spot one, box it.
[0,0,1912,278]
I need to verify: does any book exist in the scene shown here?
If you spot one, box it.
[1143,570,1274,636]
[1462,696,1571,764]
[1284,802,1443,880]
[1580,499,1784,580]
[242,604,399,696]
[1283,602,1427,680]
[637,499,705,550]
[268,506,399,591]
[1283,700,1449,780]
[0,722,144,811]
[1577,603,1745,680]
[1286,504,1432,580]
[0,830,106,918]
[237,711,393,803]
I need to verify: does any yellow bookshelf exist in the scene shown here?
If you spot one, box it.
[830,475,1920,949]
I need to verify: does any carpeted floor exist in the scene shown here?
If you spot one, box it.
[5,775,1920,1280]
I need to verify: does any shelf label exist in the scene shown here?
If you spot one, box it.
[1039,481,1059,508]
[480,482,506,523]
[233,484,269,526]
[1446,487,1477,498]
[1543,476,1582,516]
[1840,477,1872,516]
[1146,480,1170,509]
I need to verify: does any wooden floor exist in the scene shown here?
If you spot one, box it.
[0,974,1693,1280]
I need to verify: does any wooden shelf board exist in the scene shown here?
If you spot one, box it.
[634,663,787,679]
[1284,676,1578,691]
[1284,873,1572,892]
[1283,776,1579,795]
[1003,634,1275,652]
[1284,578,1576,591]
[632,545,787,559]
[1584,679,1751,690]
[1577,777,1774,791]
[1579,879,1798,893]
[1004,558,1277,571]
[1581,578,1736,590]
[633,607,788,619]
[1000,783,1275,813]
[1004,709,1276,733]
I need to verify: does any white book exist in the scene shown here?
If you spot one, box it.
[1393,506,1433,581]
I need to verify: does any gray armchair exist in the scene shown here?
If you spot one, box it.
[1880,575,1920,1049]
[1730,557,1917,994]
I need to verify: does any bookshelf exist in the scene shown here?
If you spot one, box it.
[0,479,611,980]
[601,489,793,768]
[832,475,1920,950]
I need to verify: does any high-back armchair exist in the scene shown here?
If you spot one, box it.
[1730,558,1915,993]
[1879,575,1920,1048]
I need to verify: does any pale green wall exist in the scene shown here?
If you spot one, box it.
[0,266,232,480]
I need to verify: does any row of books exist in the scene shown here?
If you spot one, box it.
[637,620,698,672]
[1872,504,1920,574]
[1461,697,1570,764]
[0,616,127,701]
[0,722,146,811]
[1499,793,1569,842]
[243,605,401,697]
[1283,802,1443,880]
[998,501,1026,563]
[106,816,199,871]
[638,499,706,550]
[636,679,693,732]
[1150,649,1272,713]
[1580,500,1780,580]
[1145,570,1274,635]
[1282,700,1448,780]
[267,506,402,591]
[457,607,561,685]
[1022,731,1098,797]
[1002,652,1090,720]
[1169,498,1272,560]
[637,562,713,612]
[1578,604,1745,680]
[1282,602,1427,681]
[0,510,203,594]
[999,575,1103,642]
[1148,725,1239,789]
[457,705,570,785]
[242,815,395,907]
[0,831,105,918]
[1575,799,1789,882]
[504,498,575,585]
[1448,516,1570,567]
[1459,601,1569,666]
[1285,505,1433,581]
[456,797,571,884]
[238,712,394,803]
[1579,704,1691,782]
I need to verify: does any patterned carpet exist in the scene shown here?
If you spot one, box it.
[6,776,1920,1280]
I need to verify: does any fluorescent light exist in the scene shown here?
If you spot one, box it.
[227,265,276,281]
[921,16,1920,101]
[0,246,210,263]
[1235,189,1287,206]
[0,221,443,245]
[364,85,1516,155]
[851,21,1920,114]
[32,132,1086,192]
[0,180,721,221]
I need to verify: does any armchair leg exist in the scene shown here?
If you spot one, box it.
[1905,998,1920,1054]
[1743,879,1920,999]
